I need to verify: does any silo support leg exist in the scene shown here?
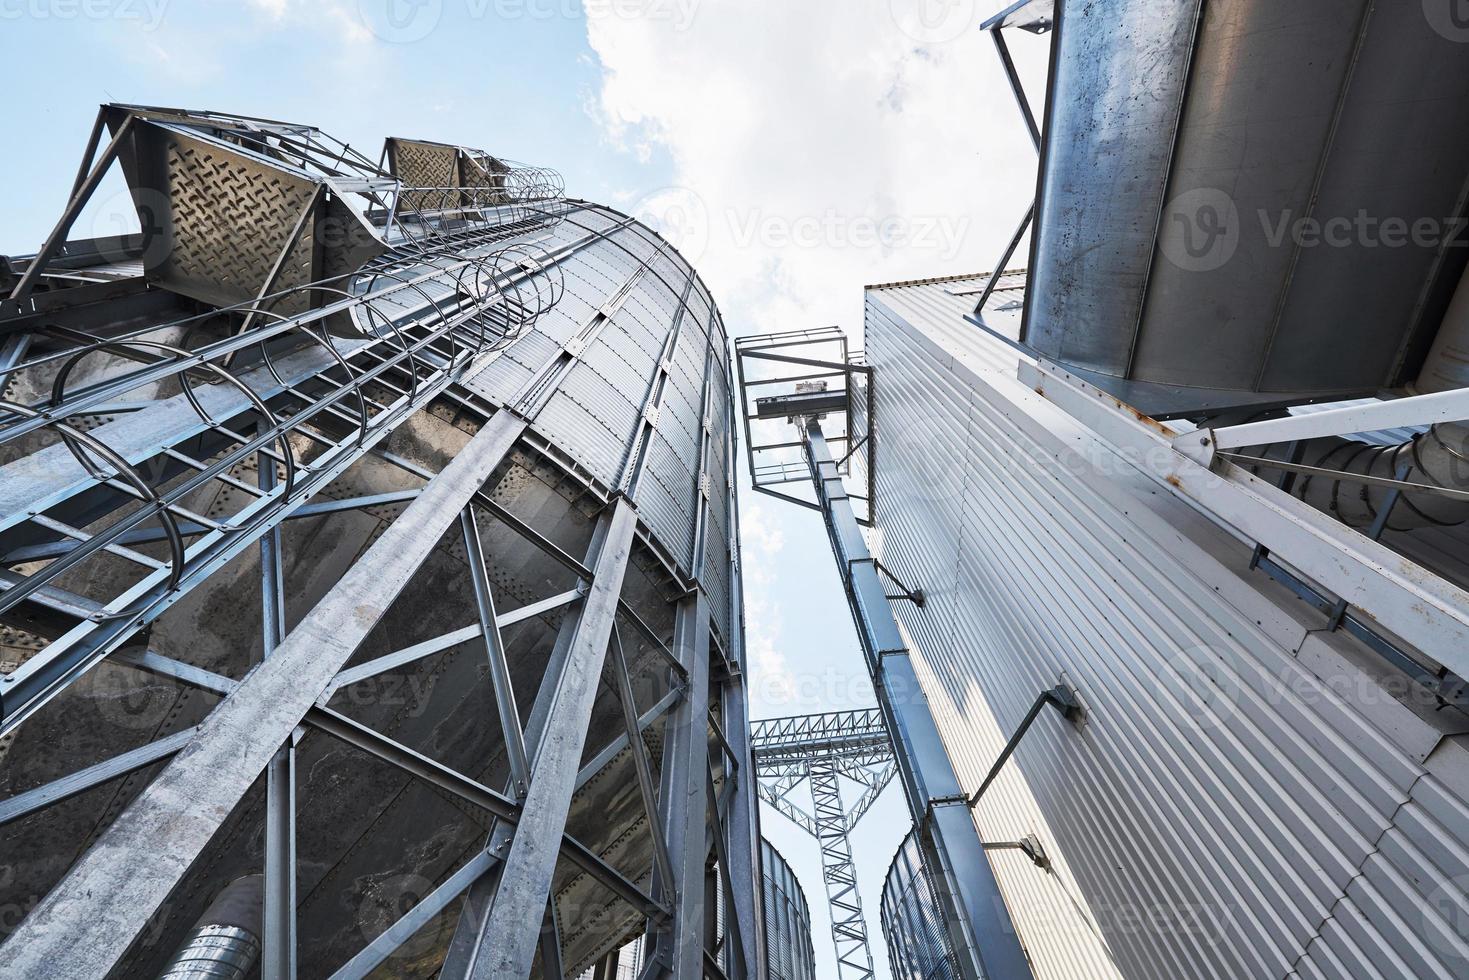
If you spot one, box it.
[641,590,712,979]
[461,498,639,980]
[440,506,616,979]
[0,410,528,980]
[716,673,762,980]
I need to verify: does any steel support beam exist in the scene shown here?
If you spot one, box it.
[611,626,678,891]
[0,410,528,980]
[642,590,713,978]
[718,665,763,980]
[800,418,1034,980]
[439,493,689,979]
[1023,357,1469,666]
[1196,385,1469,455]
[461,497,638,980]
[260,439,297,980]
[9,116,135,302]
[0,727,199,826]
[461,505,531,799]
[439,509,609,979]
[967,686,1079,808]
[303,705,664,922]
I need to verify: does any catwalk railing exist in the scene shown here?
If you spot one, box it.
[0,222,576,734]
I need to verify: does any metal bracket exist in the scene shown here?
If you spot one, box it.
[873,559,925,607]
[1174,429,1217,467]
[983,833,1051,872]
[968,685,1080,809]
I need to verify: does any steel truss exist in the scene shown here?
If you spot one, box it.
[751,709,896,980]
[0,105,760,980]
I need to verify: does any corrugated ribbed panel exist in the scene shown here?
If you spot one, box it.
[703,519,732,644]
[880,828,959,980]
[658,381,702,471]
[455,206,733,602]
[580,331,658,410]
[463,328,560,402]
[761,839,816,980]
[637,434,696,570]
[704,446,732,623]
[599,302,662,368]
[863,280,1469,980]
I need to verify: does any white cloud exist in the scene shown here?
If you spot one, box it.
[586,0,1046,337]
[588,0,1045,727]
[242,0,374,43]
[739,501,797,712]
[247,0,290,20]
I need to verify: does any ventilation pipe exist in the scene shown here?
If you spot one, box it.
[157,875,264,980]
[1248,264,1469,530]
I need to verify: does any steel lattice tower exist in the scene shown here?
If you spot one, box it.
[751,709,896,980]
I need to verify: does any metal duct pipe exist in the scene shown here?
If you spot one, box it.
[1282,427,1469,530]
[1024,0,1469,405]
[158,875,263,980]
[1247,266,1469,530]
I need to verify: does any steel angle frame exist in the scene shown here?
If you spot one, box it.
[458,497,637,979]
[628,281,753,980]
[972,0,1051,319]
[0,110,758,975]
[368,445,690,686]
[439,496,635,979]
[809,755,876,980]
[0,418,733,980]
[0,210,614,735]
[640,590,715,979]
[1022,357,1469,671]
[3,106,755,980]
[718,357,766,980]
[0,409,530,980]
[733,331,876,524]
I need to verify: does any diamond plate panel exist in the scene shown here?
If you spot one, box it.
[122,122,382,310]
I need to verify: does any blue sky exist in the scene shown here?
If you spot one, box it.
[0,3,1046,975]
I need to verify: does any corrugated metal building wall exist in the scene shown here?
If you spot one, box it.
[862,275,1469,979]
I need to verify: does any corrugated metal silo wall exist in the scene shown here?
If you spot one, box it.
[862,281,1469,979]
[761,838,816,980]
[880,826,959,980]
[462,202,735,634]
